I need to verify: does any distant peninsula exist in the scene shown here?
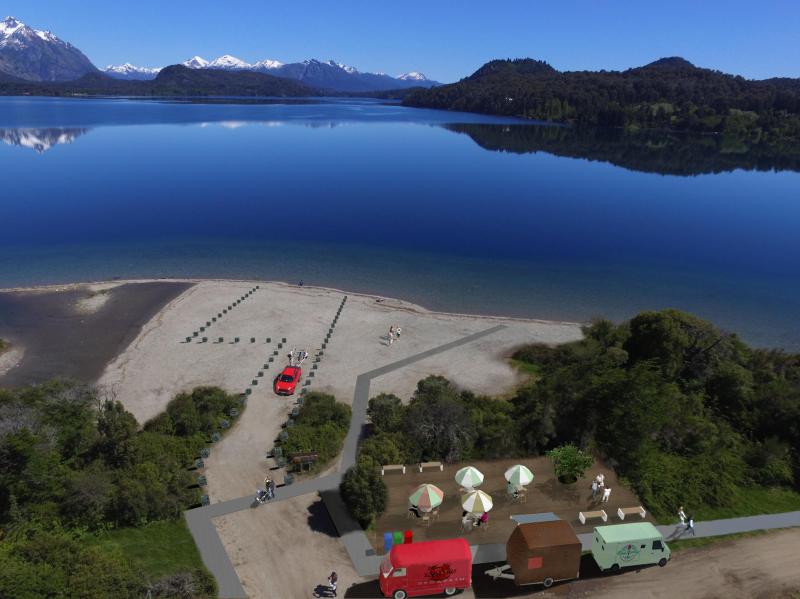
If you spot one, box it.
[403,57,800,142]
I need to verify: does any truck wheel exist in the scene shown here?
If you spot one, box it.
[543,577,554,588]
[444,588,457,596]
[658,558,668,567]
[610,564,620,573]
[393,591,407,599]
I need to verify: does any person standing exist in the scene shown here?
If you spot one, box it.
[395,325,402,340]
[591,479,599,501]
[388,326,395,345]
[327,571,338,597]
[686,515,696,536]
[601,487,612,503]
[677,506,687,526]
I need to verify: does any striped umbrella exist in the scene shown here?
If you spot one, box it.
[461,489,493,514]
[504,464,534,487]
[454,466,484,489]
[409,483,444,512]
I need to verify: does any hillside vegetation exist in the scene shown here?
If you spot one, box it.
[405,57,800,142]
[0,383,242,598]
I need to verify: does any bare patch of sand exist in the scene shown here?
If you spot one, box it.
[98,280,581,502]
[74,287,114,314]
[214,493,367,599]
[0,345,24,377]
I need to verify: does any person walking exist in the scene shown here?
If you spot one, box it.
[591,479,599,501]
[395,325,402,340]
[686,515,696,536]
[327,571,338,597]
[677,506,686,526]
[601,487,612,503]
[264,476,274,500]
[388,326,395,345]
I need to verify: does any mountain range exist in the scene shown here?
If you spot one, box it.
[0,16,438,92]
[103,54,438,92]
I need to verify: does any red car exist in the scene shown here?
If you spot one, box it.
[274,366,302,396]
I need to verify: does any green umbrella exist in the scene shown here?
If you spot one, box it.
[461,489,493,514]
[455,466,484,489]
[504,464,534,487]
[409,483,444,512]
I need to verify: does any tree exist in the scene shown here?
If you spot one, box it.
[96,400,138,467]
[546,444,593,484]
[358,432,405,468]
[367,394,405,433]
[340,464,387,528]
[405,377,474,463]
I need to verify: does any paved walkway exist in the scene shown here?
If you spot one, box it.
[184,318,800,597]
[185,325,507,598]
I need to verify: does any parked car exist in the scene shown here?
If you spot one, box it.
[274,366,301,395]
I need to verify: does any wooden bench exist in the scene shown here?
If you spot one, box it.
[579,509,608,525]
[418,461,443,473]
[381,464,406,475]
[617,506,647,520]
[290,452,319,472]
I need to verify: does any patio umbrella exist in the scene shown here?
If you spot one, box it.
[454,466,484,489]
[409,483,444,512]
[461,489,493,514]
[504,464,534,487]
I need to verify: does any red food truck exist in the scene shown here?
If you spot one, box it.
[379,538,472,599]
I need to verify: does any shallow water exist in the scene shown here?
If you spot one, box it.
[1,97,799,349]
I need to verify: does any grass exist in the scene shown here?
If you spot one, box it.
[690,486,800,521]
[0,338,7,352]
[87,519,206,580]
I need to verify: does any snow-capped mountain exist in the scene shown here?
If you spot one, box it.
[0,127,90,153]
[171,55,439,91]
[182,55,210,69]
[397,71,430,81]
[103,62,161,80]
[0,16,97,81]
[207,54,251,70]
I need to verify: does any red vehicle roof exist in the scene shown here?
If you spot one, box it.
[281,366,301,377]
[390,539,471,568]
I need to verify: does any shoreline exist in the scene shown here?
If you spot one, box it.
[0,277,586,329]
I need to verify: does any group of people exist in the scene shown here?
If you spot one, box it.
[387,325,402,345]
[287,349,309,366]
[590,473,612,503]
[461,510,489,530]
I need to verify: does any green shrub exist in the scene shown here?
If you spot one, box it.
[340,464,387,528]
[546,444,593,483]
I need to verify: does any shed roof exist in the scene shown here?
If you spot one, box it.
[511,520,581,549]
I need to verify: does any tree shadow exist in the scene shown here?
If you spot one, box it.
[307,497,339,538]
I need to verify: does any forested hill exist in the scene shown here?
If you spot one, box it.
[404,57,800,141]
[0,64,321,97]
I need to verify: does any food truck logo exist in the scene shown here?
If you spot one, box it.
[426,563,454,582]
[616,543,641,562]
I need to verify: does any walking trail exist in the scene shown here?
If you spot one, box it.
[185,324,800,598]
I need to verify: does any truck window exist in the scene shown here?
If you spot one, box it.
[652,540,663,550]
[640,544,645,549]
[392,568,406,578]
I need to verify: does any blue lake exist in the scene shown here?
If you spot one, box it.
[1,97,799,349]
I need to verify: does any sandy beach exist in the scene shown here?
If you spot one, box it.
[2,277,583,598]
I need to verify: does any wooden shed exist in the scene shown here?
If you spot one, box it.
[505,520,582,586]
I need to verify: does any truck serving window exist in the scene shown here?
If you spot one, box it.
[653,540,663,550]
[392,568,406,578]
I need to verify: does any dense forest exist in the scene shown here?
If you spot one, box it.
[342,309,800,526]
[443,123,800,175]
[0,383,241,598]
[405,57,800,142]
[0,64,321,97]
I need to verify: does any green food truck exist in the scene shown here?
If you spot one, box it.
[591,522,670,572]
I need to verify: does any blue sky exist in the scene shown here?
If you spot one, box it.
[5,1,799,81]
